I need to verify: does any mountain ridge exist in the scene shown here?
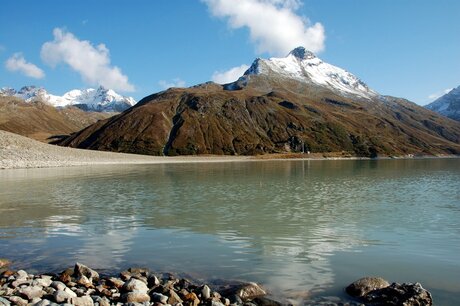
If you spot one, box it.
[425,86,460,121]
[0,85,136,112]
[0,95,113,143]
[58,47,460,157]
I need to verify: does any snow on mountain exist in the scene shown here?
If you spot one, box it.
[230,47,378,99]
[425,86,460,121]
[0,86,136,112]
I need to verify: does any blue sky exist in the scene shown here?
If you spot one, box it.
[0,0,459,105]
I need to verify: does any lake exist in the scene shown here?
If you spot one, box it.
[0,159,459,305]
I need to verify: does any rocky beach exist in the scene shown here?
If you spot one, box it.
[0,261,434,306]
[0,130,254,170]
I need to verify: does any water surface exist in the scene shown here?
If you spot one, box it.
[0,159,459,304]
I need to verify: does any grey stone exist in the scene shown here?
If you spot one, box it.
[7,296,28,306]
[0,297,10,306]
[122,291,151,303]
[44,286,56,295]
[98,297,110,306]
[151,292,169,304]
[122,278,149,293]
[50,281,67,291]
[108,277,125,289]
[228,294,243,305]
[19,285,44,300]
[64,287,77,297]
[168,289,183,304]
[32,299,51,306]
[74,263,99,282]
[54,290,74,303]
[70,295,94,306]
[223,282,266,301]
[11,278,31,288]
[33,278,53,288]
[211,301,225,306]
[77,275,94,288]
[16,270,28,279]
[148,275,160,287]
[346,277,390,297]
[202,285,211,300]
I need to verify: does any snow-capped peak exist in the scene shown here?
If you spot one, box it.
[0,85,136,112]
[288,46,317,60]
[239,47,378,99]
[425,85,460,121]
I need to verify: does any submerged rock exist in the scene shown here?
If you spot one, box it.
[0,260,10,269]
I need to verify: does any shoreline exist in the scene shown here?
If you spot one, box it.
[0,262,433,306]
[1,130,458,170]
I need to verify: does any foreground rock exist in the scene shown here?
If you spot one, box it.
[346,277,433,306]
[0,264,275,306]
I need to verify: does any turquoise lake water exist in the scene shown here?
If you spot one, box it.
[0,159,459,304]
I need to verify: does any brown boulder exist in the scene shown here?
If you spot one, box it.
[346,277,390,297]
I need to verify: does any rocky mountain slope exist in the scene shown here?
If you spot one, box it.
[425,86,460,121]
[0,86,136,112]
[59,47,460,157]
[0,96,113,142]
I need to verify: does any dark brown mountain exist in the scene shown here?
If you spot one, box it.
[0,96,114,143]
[59,48,460,157]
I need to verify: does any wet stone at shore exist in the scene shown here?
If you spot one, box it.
[0,263,279,306]
[0,264,434,306]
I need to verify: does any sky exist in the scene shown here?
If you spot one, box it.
[0,0,459,105]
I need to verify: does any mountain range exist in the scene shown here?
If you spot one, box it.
[0,96,113,143]
[0,86,136,112]
[425,86,460,121]
[58,47,460,157]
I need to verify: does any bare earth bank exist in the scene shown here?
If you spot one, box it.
[1,130,457,170]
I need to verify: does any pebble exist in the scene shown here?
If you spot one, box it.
[19,285,44,300]
[123,291,151,303]
[50,281,67,291]
[53,290,73,303]
[0,263,430,306]
[7,296,28,306]
[201,285,211,300]
[123,278,149,293]
[151,292,169,304]
[0,297,10,306]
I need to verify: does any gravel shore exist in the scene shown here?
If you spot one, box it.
[0,131,252,170]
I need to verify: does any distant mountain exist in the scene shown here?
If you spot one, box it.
[0,96,113,143]
[0,86,136,112]
[425,86,460,121]
[59,47,460,157]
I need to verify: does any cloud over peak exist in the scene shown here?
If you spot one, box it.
[203,0,325,56]
[5,53,45,79]
[212,64,249,84]
[41,28,134,92]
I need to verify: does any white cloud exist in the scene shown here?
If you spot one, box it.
[212,64,249,84]
[41,28,134,92]
[158,78,186,89]
[5,53,45,79]
[203,0,325,55]
[428,88,453,101]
